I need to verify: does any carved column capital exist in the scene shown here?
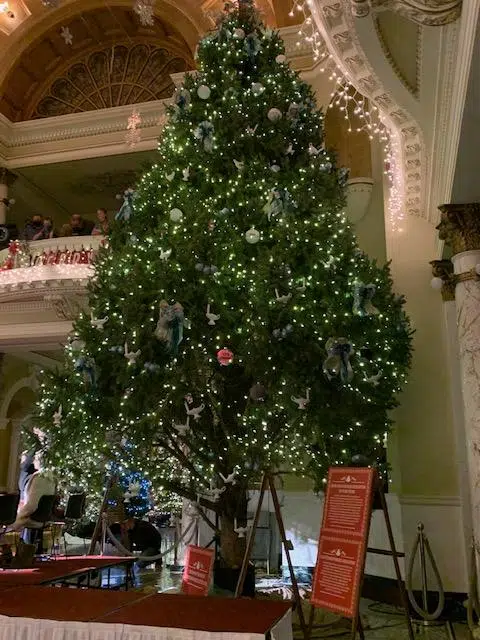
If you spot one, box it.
[430,259,456,301]
[437,203,480,255]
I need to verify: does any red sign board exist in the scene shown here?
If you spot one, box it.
[311,467,376,617]
[181,545,214,596]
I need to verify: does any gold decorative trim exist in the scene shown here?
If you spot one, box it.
[430,258,480,301]
[430,259,455,301]
[437,202,480,255]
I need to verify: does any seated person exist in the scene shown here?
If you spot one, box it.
[23,215,44,241]
[109,517,162,569]
[92,208,110,235]
[70,214,94,236]
[11,452,56,547]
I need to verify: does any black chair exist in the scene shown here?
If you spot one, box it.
[61,493,86,556]
[24,494,56,554]
[0,493,20,538]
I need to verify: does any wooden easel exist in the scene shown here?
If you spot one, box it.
[235,472,308,637]
[88,475,117,555]
[307,469,414,640]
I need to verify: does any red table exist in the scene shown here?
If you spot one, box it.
[0,586,146,621]
[0,556,134,588]
[0,588,292,640]
[97,593,291,632]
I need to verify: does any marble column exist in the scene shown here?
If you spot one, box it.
[431,259,473,575]
[436,203,480,546]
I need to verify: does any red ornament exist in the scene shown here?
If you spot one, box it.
[217,348,234,366]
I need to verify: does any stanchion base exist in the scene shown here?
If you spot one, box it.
[412,619,449,628]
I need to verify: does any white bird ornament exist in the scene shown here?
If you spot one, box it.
[275,289,292,305]
[184,401,205,421]
[233,159,244,171]
[206,304,220,326]
[219,470,237,485]
[234,519,249,538]
[53,405,62,426]
[292,388,310,410]
[364,370,383,386]
[124,342,141,365]
[174,416,190,436]
[90,312,108,330]
[160,248,172,262]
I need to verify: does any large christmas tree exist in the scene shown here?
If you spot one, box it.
[34,0,412,568]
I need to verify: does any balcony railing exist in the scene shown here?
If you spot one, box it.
[0,236,102,291]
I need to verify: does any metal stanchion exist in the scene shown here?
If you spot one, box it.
[406,523,456,639]
[467,539,480,639]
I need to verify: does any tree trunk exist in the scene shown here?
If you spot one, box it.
[219,486,248,568]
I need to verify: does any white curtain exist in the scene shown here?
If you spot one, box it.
[0,618,289,640]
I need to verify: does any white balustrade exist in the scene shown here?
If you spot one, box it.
[0,235,103,289]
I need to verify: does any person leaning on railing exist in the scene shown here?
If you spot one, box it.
[32,217,55,240]
[92,208,110,236]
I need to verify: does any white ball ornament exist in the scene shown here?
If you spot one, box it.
[268,108,282,122]
[233,27,245,39]
[245,227,260,244]
[430,277,443,290]
[170,208,183,222]
[251,82,265,96]
[197,85,211,100]
[475,263,480,276]
[275,54,287,64]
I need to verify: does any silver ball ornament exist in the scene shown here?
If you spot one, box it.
[197,85,211,100]
[251,82,265,96]
[268,108,283,122]
[430,277,443,290]
[170,208,183,222]
[245,227,260,244]
[275,54,286,64]
[233,27,245,39]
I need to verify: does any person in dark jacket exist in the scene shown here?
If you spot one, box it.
[70,214,94,236]
[109,518,162,569]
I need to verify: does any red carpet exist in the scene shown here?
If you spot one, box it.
[0,556,131,585]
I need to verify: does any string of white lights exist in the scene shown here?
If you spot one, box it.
[291,0,405,232]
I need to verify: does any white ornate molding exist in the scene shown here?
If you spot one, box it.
[0,99,170,168]
[428,0,480,254]
[350,0,462,26]
[310,0,425,219]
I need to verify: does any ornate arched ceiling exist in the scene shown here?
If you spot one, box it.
[0,5,194,121]
[0,0,299,121]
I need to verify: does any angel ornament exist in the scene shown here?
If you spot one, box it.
[154,300,185,354]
